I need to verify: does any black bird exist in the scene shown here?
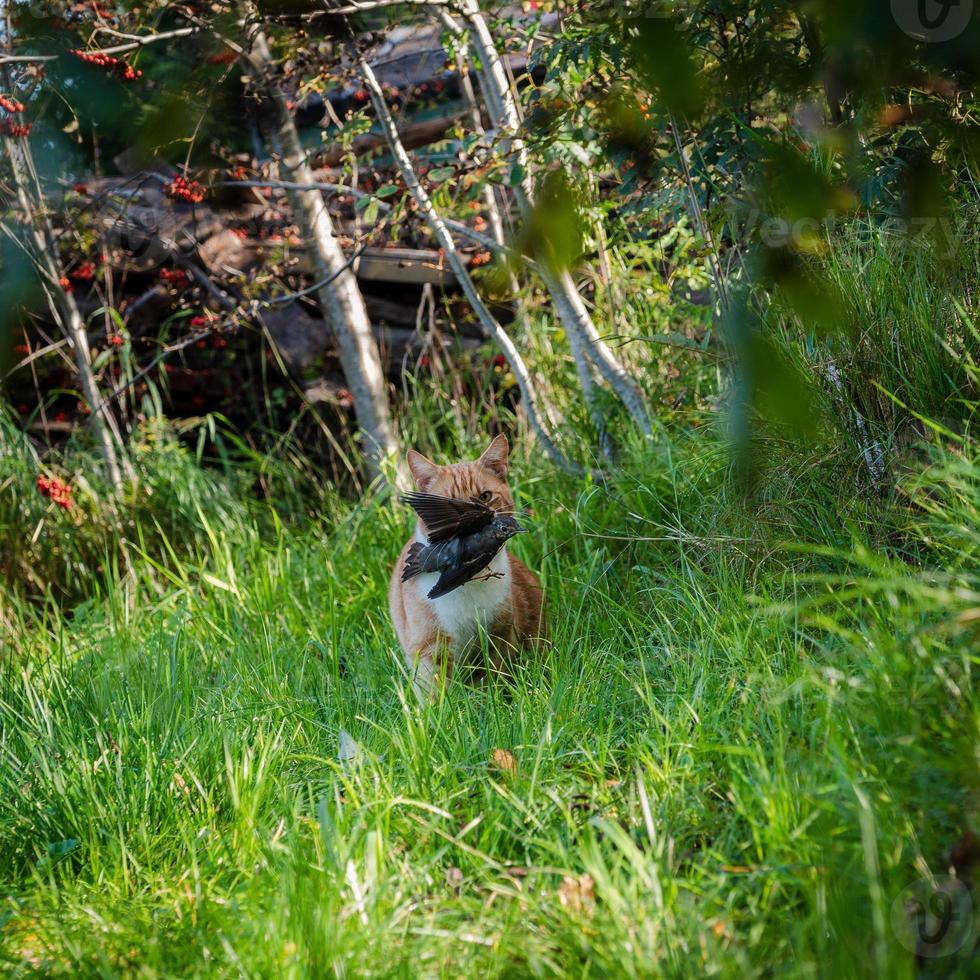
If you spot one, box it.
[400,491,525,599]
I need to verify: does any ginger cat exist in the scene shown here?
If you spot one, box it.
[389,435,546,691]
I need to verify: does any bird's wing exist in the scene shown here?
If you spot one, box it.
[402,538,460,580]
[400,491,494,542]
[427,548,501,599]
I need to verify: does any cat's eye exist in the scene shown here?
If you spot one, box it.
[478,490,494,503]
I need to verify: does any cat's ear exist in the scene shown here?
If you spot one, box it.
[407,449,439,488]
[478,434,509,479]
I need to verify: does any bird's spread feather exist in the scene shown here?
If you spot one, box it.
[399,491,494,541]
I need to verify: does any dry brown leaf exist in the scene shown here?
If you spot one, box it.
[490,748,517,776]
[955,608,980,627]
[558,873,595,916]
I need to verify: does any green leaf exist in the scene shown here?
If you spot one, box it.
[508,164,526,187]
[519,170,584,272]
[362,199,380,226]
[427,166,455,183]
[374,184,400,198]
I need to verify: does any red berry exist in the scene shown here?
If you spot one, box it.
[0,119,32,137]
[160,268,190,287]
[165,175,206,203]
[70,49,141,83]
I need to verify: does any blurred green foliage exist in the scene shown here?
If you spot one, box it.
[528,0,980,452]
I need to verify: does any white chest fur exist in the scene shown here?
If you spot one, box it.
[412,527,511,642]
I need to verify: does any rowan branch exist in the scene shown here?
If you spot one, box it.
[82,26,201,56]
[0,26,201,65]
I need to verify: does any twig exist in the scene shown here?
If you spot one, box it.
[322,0,449,11]
[0,26,200,65]
[217,178,506,255]
[670,114,730,314]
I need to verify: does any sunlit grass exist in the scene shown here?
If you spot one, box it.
[1,412,977,976]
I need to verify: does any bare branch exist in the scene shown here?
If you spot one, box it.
[322,0,449,11]
[217,177,507,255]
[457,0,653,436]
[0,26,201,65]
[80,26,201,56]
[358,52,590,479]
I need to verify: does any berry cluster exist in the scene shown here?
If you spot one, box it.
[58,276,72,293]
[72,260,96,280]
[469,250,492,267]
[69,49,142,81]
[160,267,190,287]
[108,334,125,346]
[0,93,25,113]
[1,119,33,137]
[37,475,73,511]
[165,175,206,203]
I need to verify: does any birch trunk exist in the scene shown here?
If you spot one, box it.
[1,122,126,490]
[358,55,587,478]
[457,0,652,435]
[245,27,401,485]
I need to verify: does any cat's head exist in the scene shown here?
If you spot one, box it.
[407,435,514,519]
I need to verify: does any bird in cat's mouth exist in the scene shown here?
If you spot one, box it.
[400,491,526,599]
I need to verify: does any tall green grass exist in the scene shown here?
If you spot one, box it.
[0,410,977,975]
[2,203,979,975]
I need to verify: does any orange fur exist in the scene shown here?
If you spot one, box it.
[389,435,547,691]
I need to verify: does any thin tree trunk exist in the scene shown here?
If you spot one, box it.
[1,117,126,489]
[244,23,401,486]
[669,114,730,314]
[358,55,588,478]
[456,0,652,436]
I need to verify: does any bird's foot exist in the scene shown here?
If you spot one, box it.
[472,570,505,583]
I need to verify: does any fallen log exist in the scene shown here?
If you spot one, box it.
[314,112,464,167]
